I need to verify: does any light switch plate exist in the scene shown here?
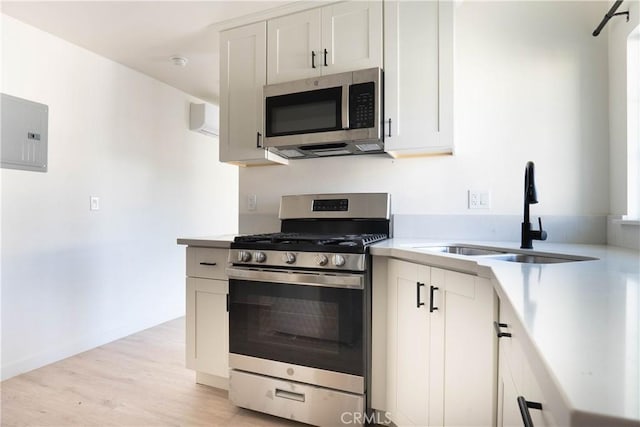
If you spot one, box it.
[247,194,257,211]
[90,196,100,211]
[468,190,491,209]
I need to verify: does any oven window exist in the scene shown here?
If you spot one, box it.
[229,279,363,376]
[265,87,342,137]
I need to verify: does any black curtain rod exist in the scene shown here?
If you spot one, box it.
[593,0,630,37]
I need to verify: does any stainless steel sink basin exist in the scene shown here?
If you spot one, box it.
[485,253,596,264]
[418,245,507,256]
[415,244,598,264]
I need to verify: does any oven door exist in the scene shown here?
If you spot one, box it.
[227,267,365,382]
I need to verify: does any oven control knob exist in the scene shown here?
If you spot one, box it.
[315,254,329,266]
[283,252,296,264]
[333,254,346,267]
[254,252,267,263]
[238,251,252,263]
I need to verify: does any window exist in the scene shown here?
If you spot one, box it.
[626,25,640,219]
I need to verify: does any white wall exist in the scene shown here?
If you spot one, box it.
[607,0,640,250]
[0,15,238,380]
[239,1,610,238]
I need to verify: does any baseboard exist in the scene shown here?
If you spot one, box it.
[196,371,229,390]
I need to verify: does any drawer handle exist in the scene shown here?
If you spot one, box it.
[517,396,542,427]
[199,262,217,266]
[494,321,512,338]
[416,282,425,308]
[429,285,439,313]
[275,388,305,403]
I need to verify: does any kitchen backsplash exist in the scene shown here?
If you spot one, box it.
[239,213,607,244]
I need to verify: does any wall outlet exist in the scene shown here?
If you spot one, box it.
[90,196,100,211]
[247,194,257,211]
[468,190,491,209]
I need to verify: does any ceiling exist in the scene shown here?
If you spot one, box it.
[1,1,292,104]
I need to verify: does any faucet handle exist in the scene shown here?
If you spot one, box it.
[538,217,548,241]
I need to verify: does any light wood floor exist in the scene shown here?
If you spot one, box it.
[1,317,300,426]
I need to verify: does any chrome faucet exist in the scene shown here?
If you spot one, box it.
[521,161,547,249]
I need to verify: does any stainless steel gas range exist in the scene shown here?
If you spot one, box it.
[226,193,390,426]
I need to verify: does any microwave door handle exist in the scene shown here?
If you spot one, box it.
[341,85,349,130]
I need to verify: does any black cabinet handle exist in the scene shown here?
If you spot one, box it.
[323,48,328,66]
[517,396,543,427]
[429,286,439,312]
[256,131,262,148]
[494,321,512,338]
[199,262,217,266]
[312,51,316,69]
[416,282,425,308]
[387,118,392,137]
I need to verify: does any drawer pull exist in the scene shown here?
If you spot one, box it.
[275,388,305,403]
[416,282,425,308]
[494,321,512,338]
[199,262,217,266]
[429,286,439,312]
[517,396,542,427]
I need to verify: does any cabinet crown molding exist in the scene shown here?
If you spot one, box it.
[212,1,337,33]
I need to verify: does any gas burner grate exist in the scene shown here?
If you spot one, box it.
[234,232,387,247]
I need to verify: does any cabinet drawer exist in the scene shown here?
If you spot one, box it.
[229,370,364,426]
[186,247,229,280]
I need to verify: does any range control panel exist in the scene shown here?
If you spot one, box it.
[312,198,349,212]
[229,249,366,271]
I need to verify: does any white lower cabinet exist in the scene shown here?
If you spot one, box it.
[496,297,560,427]
[185,247,229,389]
[385,259,497,426]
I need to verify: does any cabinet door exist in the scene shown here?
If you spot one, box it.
[384,0,453,156]
[499,356,558,427]
[220,22,287,165]
[267,9,321,84]
[320,1,383,75]
[186,277,229,378]
[387,260,431,426]
[498,298,559,427]
[498,363,523,427]
[432,270,497,427]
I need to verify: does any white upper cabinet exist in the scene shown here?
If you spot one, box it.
[267,1,383,84]
[321,2,383,75]
[384,1,454,156]
[219,22,287,165]
[267,9,322,84]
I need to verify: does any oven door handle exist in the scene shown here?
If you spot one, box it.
[226,267,364,290]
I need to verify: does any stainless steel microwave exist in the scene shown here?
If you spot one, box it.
[263,68,383,159]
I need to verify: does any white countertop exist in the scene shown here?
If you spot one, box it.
[371,239,640,423]
[176,234,235,248]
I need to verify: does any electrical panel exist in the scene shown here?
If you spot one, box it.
[1,93,49,172]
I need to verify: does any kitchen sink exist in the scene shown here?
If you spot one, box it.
[414,244,598,264]
[417,245,507,256]
[485,253,597,264]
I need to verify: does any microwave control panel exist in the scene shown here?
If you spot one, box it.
[349,82,375,129]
